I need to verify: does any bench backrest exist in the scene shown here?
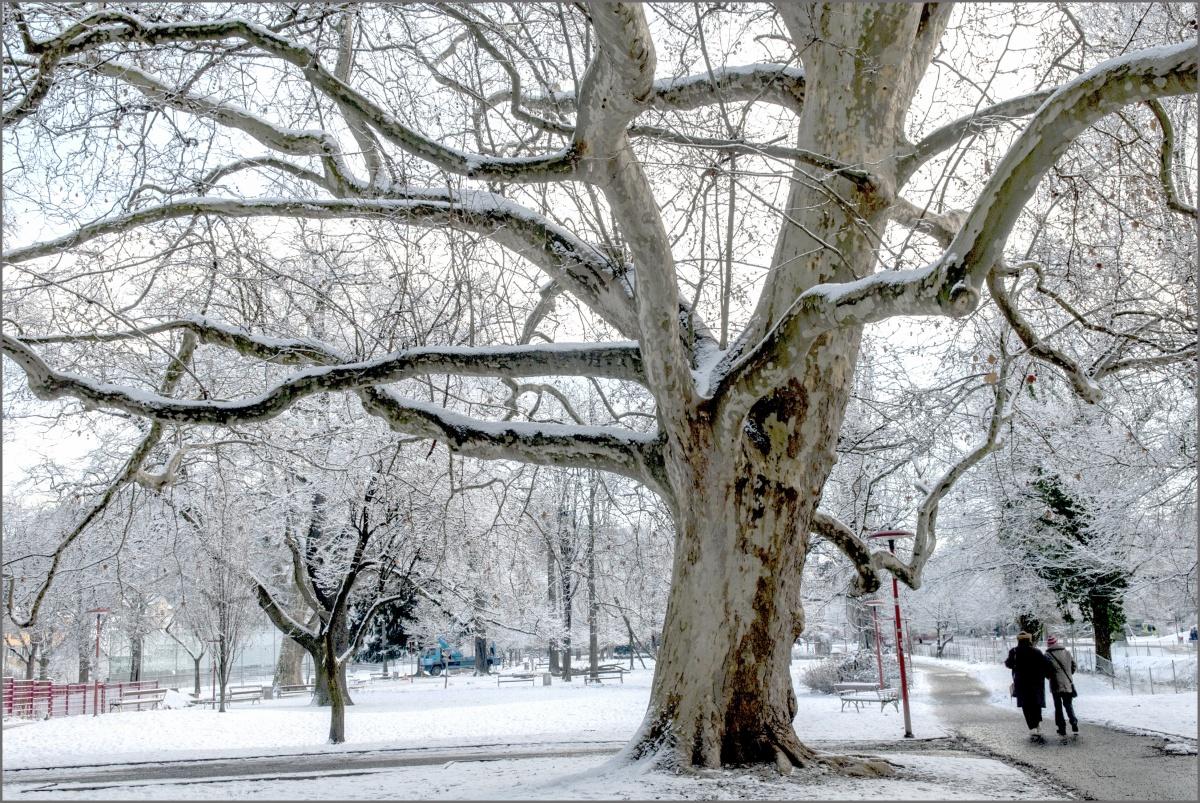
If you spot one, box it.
[119,688,167,698]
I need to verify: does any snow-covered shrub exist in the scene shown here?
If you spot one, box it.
[799,650,911,693]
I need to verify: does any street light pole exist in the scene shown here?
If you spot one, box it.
[85,608,110,716]
[868,529,915,739]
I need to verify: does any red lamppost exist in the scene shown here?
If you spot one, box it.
[867,529,915,738]
[85,608,110,716]
[863,599,888,690]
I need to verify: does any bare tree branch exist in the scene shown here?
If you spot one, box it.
[711,41,1196,425]
[1146,98,1198,218]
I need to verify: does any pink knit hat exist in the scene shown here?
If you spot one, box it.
[1047,636,1059,646]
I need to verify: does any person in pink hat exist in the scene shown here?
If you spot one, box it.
[1043,635,1079,739]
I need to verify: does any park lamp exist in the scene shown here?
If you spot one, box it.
[866,529,915,738]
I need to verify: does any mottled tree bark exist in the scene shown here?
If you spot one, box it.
[274,636,305,688]
[630,4,948,771]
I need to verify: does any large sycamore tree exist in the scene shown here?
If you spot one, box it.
[2,2,1195,771]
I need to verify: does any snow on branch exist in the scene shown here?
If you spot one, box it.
[1146,99,1199,219]
[712,41,1197,423]
[1,332,663,489]
[583,3,700,434]
[82,59,357,191]
[988,264,1197,402]
[2,330,646,421]
[21,315,345,365]
[896,90,1054,183]
[355,387,666,492]
[5,332,199,628]
[13,10,581,183]
[523,62,806,115]
[1,195,641,338]
[879,360,1015,590]
[810,512,881,596]
[815,360,1013,593]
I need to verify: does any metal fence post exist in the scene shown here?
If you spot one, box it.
[1126,664,1134,694]
[1171,660,1177,693]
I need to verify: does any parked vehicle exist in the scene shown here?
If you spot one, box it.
[418,637,496,675]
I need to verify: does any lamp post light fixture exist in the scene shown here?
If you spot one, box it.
[867,529,915,738]
[84,608,110,716]
[862,599,889,690]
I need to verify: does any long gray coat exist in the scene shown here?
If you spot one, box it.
[1044,645,1076,695]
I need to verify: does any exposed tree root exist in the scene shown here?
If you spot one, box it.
[625,720,896,778]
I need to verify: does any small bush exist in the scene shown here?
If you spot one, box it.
[800,650,911,693]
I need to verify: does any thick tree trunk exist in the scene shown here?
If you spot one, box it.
[634,341,858,768]
[308,641,351,706]
[78,646,90,684]
[323,630,347,743]
[1089,593,1119,664]
[37,650,50,680]
[630,4,947,772]
[274,636,305,688]
[192,655,203,696]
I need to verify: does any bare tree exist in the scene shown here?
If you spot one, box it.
[254,460,422,744]
[2,3,1194,772]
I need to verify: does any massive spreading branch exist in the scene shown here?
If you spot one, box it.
[2,2,1195,771]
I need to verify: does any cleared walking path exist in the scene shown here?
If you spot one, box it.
[919,658,1199,800]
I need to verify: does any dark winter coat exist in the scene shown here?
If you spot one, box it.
[1044,645,1076,695]
[1005,643,1048,709]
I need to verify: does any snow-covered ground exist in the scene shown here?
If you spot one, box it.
[1,661,1069,799]
[4,663,948,770]
[3,752,1062,800]
[928,657,1199,741]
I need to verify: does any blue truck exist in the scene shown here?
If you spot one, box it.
[418,637,497,675]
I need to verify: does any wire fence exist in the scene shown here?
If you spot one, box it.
[911,638,1197,695]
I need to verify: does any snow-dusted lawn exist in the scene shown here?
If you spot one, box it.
[5,752,1063,800]
[3,663,949,770]
[930,657,1199,741]
[2,663,1064,800]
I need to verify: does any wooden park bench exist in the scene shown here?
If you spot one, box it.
[833,682,899,713]
[583,665,627,685]
[108,687,167,712]
[497,672,539,686]
[190,686,264,707]
[275,684,314,697]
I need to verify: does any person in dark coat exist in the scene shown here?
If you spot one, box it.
[1004,631,1049,742]
[1043,635,1078,737]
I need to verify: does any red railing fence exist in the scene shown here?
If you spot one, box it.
[2,677,160,719]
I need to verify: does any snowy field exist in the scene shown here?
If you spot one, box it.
[4,663,949,769]
[1,752,1062,801]
[928,656,1199,741]
[1,663,1073,800]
